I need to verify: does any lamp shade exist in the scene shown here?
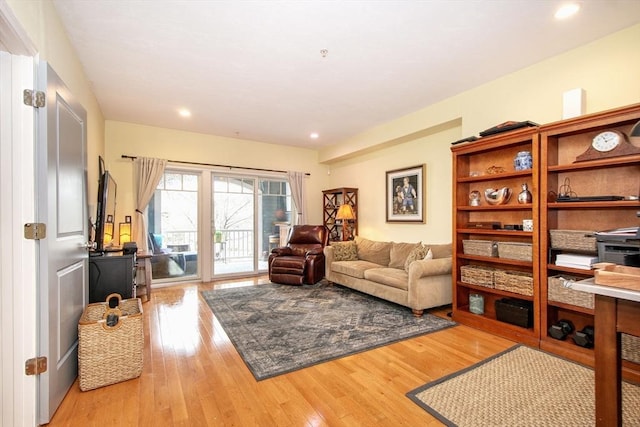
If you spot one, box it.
[119,222,132,244]
[103,222,114,244]
[336,204,355,220]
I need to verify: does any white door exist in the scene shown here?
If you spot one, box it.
[36,62,88,424]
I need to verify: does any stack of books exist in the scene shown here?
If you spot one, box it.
[555,253,599,270]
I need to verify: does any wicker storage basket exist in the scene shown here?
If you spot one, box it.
[78,293,143,391]
[460,265,495,288]
[497,242,533,262]
[549,230,597,252]
[494,270,534,296]
[622,334,640,364]
[462,240,497,257]
[547,275,594,309]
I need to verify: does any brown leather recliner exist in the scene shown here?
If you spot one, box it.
[268,225,329,285]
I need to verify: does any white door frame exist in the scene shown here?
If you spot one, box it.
[0,1,38,426]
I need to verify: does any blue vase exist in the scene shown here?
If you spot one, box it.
[514,151,532,171]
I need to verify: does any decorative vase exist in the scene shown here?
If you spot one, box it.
[518,183,533,204]
[469,293,484,314]
[514,151,533,171]
[469,190,481,206]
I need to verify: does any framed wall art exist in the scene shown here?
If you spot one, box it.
[386,164,426,223]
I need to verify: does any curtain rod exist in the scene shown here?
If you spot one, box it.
[121,155,310,176]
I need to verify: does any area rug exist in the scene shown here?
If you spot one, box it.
[407,345,640,426]
[201,281,456,380]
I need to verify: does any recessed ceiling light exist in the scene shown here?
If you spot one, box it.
[178,108,191,117]
[555,3,580,19]
[310,133,319,139]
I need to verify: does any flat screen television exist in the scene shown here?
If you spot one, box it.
[94,157,117,253]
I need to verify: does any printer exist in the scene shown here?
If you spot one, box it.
[595,226,640,267]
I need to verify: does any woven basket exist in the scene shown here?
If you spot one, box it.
[460,265,495,288]
[494,270,534,296]
[549,230,597,252]
[78,293,144,391]
[622,333,640,364]
[497,242,533,262]
[462,240,497,257]
[548,276,594,309]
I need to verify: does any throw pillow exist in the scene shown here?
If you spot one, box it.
[389,242,421,269]
[424,248,433,260]
[404,244,429,272]
[354,236,392,266]
[331,241,358,261]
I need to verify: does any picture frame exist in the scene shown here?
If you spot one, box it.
[386,164,426,223]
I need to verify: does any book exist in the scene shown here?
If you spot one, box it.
[555,253,599,270]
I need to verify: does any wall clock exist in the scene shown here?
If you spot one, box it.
[575,129,640,162]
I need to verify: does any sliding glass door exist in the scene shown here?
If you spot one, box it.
[146,168,292,281]
[212,174,292,277]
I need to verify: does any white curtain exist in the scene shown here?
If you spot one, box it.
[287,171,306,225]
[133,157,167,252]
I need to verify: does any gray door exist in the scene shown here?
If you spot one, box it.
[36,63,88,424]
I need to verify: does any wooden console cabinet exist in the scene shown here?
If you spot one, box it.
[89,253,136,303]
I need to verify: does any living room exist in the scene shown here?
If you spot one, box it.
[3,1,640,425]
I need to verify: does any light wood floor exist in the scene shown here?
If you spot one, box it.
[48,277,515,426]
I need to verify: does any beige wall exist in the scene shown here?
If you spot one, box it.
[6,0,105,203]
[321,23,640,244]
[7,1,640,247]
[104,121,329,225]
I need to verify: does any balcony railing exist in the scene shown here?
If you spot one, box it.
[163,229,259,261]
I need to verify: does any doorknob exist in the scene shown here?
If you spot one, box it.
[82,241,96,250]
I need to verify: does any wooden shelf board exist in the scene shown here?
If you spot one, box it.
[457,228,533,237]
[459,254,533,267]
[457,281,535,301]
[547,155,640,172]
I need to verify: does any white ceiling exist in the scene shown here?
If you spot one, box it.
[52,0,640,149]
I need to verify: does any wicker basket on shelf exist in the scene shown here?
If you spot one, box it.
[548,275,594,309]
[78,293,144,391]
[460,265,495,288]
[622,334,640,364]
[497,242,533,262]
[549,230,597,252]
[462,240,497,257]
[494,270,534,296]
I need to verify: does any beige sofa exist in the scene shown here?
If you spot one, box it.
[324,237,452,316]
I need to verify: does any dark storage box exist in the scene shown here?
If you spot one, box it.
[495,298,533,328]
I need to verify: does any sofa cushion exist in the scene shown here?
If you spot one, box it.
[404,244,429,272]
[330,241,358,261]
[389,242,421,269]
[429,243,452,259]
[363,268,408,291]
[355,236,391,266]
[331,260,382,279]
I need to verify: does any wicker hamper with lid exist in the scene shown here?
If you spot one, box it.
[78,293,143,391]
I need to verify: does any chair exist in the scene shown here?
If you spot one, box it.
[268,225,329,285]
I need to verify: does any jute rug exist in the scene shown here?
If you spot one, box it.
[407,345,640,426]
[201,281,455,380]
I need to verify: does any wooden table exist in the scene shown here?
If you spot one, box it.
[136,251,153,302]
[572,279,640,426]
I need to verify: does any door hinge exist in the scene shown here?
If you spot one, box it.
[24,223,46,240]
[23,89,46,108]
[25,357,47,375]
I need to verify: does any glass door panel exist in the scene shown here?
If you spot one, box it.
[147,170,199,281]
[212,175,255,276]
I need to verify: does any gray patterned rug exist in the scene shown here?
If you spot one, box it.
[201,281,456,380]
[407,345,640,426]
